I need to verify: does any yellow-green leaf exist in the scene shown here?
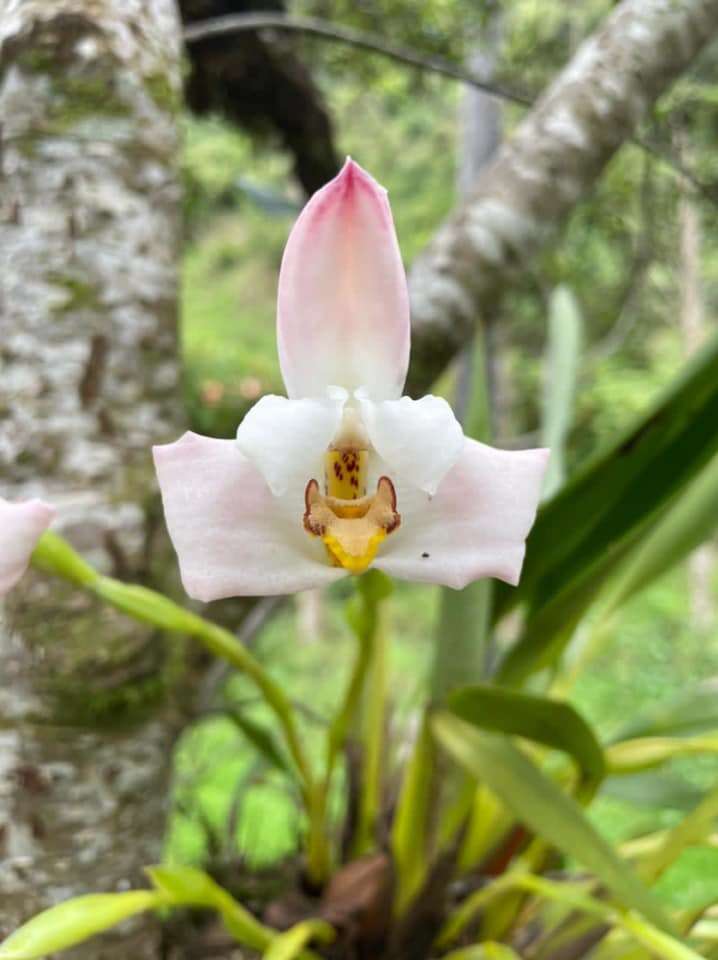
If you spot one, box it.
[606,736,718,774]
[442,942,522,960]
[262,919,334,960]
[0,892,162,960]
[390,712,436,913]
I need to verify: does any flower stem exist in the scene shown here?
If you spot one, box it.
[323,618,373,791]
[349,570,392,858]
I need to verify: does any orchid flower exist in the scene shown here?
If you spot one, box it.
[154,160,548,601]
[0,497,55,596]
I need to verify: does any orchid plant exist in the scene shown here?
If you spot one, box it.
[2,162,718,960]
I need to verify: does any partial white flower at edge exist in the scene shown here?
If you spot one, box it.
[0,497,55,596]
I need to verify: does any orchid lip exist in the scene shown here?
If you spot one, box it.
[304,473,401,576]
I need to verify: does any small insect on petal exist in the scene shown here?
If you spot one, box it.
[304,476,400,575]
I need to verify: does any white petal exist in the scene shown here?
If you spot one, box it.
[277,158,410,400]
[359,394,464,495]
[236,394,344,497]
[0,497,55,596]
[373,439,549,589]
[153,432,346,600]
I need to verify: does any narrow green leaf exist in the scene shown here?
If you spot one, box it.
[606,735,718,774]
[639,786,718,881]
[517,875,702,960]
[147,865,272,951]
[448,684,605,794]
[441,942,522,960]
[432,712,673,933]
[541,285,583,499]
[504,331,718,613]
[391,712,436,913]
[620,911,705,960]
[598,450,718,617]
[262,919,333,960]
[146,864,222,906]
[495,332,718,681]
[0,892,162,959]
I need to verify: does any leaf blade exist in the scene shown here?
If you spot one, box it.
[0,892,162,960]
[448,684,605,794]
[262,919,333,960]
[432,712,673,933]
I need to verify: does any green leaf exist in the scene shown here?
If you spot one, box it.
[441,943,522,960]
[640,785,718,881]
[597,450,718,617]
[448,684,605,794]
[146,864,221,906]
[432,712,673,933]
[612,678,718,740]
[495,332,718,682]
[390,712,436,913]
[516,875,703,960]
[147,865,272,951]
[541,285,583,499]
[0,892,162,959]
[262,919,333,960]
[606,735,718,774]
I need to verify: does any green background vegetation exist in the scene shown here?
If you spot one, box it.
[170,0,718,910]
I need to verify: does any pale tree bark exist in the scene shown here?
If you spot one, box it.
[406,0,718,396]
[678,180,714,629]
[0,1,185,954]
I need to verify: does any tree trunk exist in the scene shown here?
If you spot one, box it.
[0,2,184,954]
[406,0,718,396]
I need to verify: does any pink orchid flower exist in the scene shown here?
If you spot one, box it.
[0,497,55,596]
[154,159,548,601]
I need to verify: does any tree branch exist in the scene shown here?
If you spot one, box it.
[404,0,718,395]
[182,12,531,107]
